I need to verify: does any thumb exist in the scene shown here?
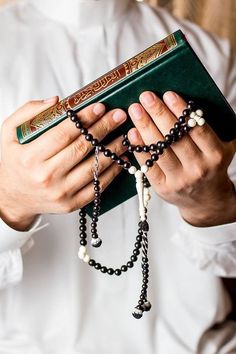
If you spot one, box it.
[3,96,59,142]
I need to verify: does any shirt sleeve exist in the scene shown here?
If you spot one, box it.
[0,216,49,289]
[172,218,236,277]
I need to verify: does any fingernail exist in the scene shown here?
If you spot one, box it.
[130,104,143,120]
[93,103,105,116]
[163,91,178,105]
[43,96,57,104]
[140,92,156,107]
[113,110,127,123]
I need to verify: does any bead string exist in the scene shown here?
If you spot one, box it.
[67,100,205,319]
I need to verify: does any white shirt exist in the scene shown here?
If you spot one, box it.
[0,0,236,353]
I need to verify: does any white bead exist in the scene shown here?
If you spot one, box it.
[141,165,149,173]
[190,112,196,119]
[78,251,85,260]
[187,118,197,127]
[196,109,203,117]
[79,246,86,255]
[128,166,137,174]
[197,118,205,126]
[83,254,90,263]
[135,170,143,179]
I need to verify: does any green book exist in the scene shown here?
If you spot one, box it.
[16,30,236,215]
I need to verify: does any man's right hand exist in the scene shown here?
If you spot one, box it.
[0,97,127,231]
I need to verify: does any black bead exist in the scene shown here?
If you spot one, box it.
[80,128,88,135]
[165,134,173,144]
[169,128,176,136]
[79,231,87,238]
[92,211,98,217]
[136,235,142,242]
[115,269,122,276]
[135,145,143,153]
[94,198,100,205]
[91,139,99,146]
[142,263,149,270]
[94,263,101,270]
[85,133,93,141]
[98,145,105,152]
[91,227,97,234]
[94,186,100,192]
[156,147,163,155]
[94,192,100,198]
[149,144,156,151]
[183,125,190,133]
[178,116,186,124]
[91,233,98,238]
[157,141,162,148]
[117,158,124,165]
[160,141,168,149]
[123,161,131,170]
[142,257,148,263]
[121,265,127,272]
[143,146,150,152]
[101,266,108,273]
[146,159,153,167]
[75,121,82,129]
[66,110,74,118]
[139,294,145,301]
[187,100,196,110]
[89,259,95,267]
[182,108,190,117]
[142,301,152,312]
[174,122,181,130]
[79,225,86,231]
[92,216,98,222]
[104,149,112,157]
[178,131,183,139]
[151,153,159,161]
[133,249,140,256]
[79,218,86,224]
[79,209,86,217]
[140,220,149,232]
[93,205,100,212]
[135,241,142,249]
[107,268,114,275]
[111,153,118,161]
[93,180,100,185]
[127,261,134,268]
[80,239,87,246]
[130,255,137,262]
[122,139,129,146]
[128,145,134,152]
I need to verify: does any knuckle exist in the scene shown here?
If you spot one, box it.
[54,125,71,146]
[71,138,90,158]
[212,150,225,169]
[153,101,166,118]
[21,152,34,168]
[34,169,53,188]
[192,165,208,182]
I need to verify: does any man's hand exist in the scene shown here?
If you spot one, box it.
[128,91,236,227]
[0,97,127,231]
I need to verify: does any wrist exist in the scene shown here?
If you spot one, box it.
[180,183,236,227]
[0,209,38,232]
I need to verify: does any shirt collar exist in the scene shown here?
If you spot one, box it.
[29,0,133,29]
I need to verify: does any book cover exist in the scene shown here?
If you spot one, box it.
[16,30,236,215]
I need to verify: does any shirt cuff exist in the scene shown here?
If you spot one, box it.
[0,215,49,253]
[178,218,236,245]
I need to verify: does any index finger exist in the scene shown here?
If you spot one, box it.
[27,102,106,160]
